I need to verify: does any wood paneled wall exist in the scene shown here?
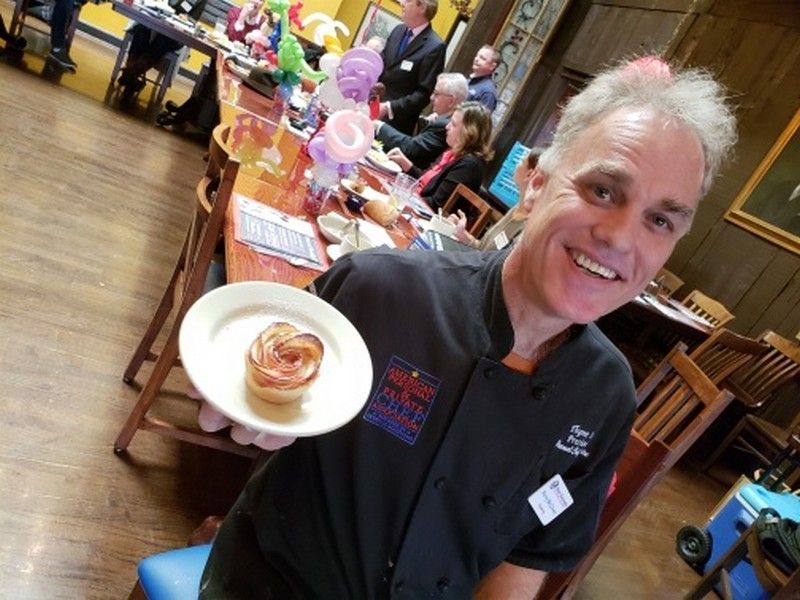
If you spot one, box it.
[454,0,800,338]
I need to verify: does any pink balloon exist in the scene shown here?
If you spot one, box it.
[324,110,374,164]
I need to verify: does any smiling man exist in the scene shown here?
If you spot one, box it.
[200,57,736,599]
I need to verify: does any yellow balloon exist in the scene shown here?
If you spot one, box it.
[323,33,343,56]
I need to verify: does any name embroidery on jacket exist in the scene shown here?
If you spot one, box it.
[554,424,595,458]
[363,355,440,445]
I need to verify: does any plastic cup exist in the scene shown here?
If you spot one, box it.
[391,173,417,208]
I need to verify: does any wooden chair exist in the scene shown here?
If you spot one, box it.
[114,157,258,458]
[206,123,232,181]
[655,267,684,297]
[681,289,735,328]
[538,344,736,598]
[9,0,82,51]
[441,183,493,237]
[697,331,800,474]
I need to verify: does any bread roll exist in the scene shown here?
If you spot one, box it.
[245,322,324,404]
[363,200,399,226]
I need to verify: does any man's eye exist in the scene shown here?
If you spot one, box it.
[651,214,674,231]
[593,186,611,201]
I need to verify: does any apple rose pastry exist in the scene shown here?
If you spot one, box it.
[245,322,324,404]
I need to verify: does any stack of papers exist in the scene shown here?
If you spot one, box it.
[234,195,325,270]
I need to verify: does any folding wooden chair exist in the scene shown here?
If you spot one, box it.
[441,183,493,237]
[205,123,231,181]
[114,157,258,458]
[681,289,735,328]
[539,344,737,598]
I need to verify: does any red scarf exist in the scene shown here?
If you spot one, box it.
[417,150,455,193]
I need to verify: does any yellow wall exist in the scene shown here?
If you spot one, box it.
[78,0,472,74]
[334,0,476,49]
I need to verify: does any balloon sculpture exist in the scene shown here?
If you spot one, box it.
[258,0,384,206]
[304,46,383,195]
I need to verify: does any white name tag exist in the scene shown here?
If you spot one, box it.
[528,474,574,525]
[493,231,509,250]
[180,1,192,12]
[400,60,414,72]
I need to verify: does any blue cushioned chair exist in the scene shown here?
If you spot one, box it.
[131,543,211,600]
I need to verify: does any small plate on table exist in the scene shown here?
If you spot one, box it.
[340,179,392,204]
[364,149,403,175]
[179,282,373,436]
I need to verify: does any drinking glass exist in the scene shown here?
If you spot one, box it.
[391,173,417,209]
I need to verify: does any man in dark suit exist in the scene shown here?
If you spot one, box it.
[374,72,468,170]
[377,0,446,135]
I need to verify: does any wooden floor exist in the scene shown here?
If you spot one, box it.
[0,23,733,599]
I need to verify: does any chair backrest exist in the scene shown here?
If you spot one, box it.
[181,158,239,311]
[441,183,493,237]
[206,124,232,181]
[724,331,800,409]
[540,346,734,599]
[655,267,684,297]
[681,289,735,328]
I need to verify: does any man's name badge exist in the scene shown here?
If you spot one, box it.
[400,60,414,72]
[180,1,192,12]
[493,231,510,250]
[528,474,574,525]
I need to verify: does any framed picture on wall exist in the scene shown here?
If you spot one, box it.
[725,107,800,255]
[355,2,402,47]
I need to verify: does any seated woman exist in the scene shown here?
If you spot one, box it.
[225,0,267,44]
[387,101,493,211]
[449,147,544,250]
[117,0,206,97]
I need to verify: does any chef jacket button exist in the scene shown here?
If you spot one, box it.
[434,477,446,489]
[483,366,496,379]
[437,577,450,592]
[481,495,496,508]
[394,580,405,592]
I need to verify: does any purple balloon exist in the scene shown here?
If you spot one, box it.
[337,76,371,103]
[307,133,341,171]
[340,48,383,82]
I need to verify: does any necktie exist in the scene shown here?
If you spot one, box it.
[397,28,412,57]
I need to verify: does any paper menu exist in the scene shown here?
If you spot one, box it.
[234,194,323,267]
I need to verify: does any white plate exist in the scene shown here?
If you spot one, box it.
[365,149,402,175]
[179,282,373,436]
[341,179,391,204]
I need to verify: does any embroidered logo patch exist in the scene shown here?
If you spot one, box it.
[363,356,440,445]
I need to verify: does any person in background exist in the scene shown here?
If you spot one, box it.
[117,0,206,98]
[45,0,81,71]
[374,72,468,170]
[449,147,544,250]
[388,100,493,210]
[467,44,500,111]
[377,0,445,135]
[198,56,736,598]
[365,35,386,53]
[225,0,266,44]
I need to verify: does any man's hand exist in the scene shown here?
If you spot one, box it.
[386,147,412,172]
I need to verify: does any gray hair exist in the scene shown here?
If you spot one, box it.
[437,72,469,103]
[538,57,737,197]
[418,0,438,20]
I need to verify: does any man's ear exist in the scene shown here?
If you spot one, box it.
[519,168,545,214]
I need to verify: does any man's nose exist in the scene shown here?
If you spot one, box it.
[592,206,637,253]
